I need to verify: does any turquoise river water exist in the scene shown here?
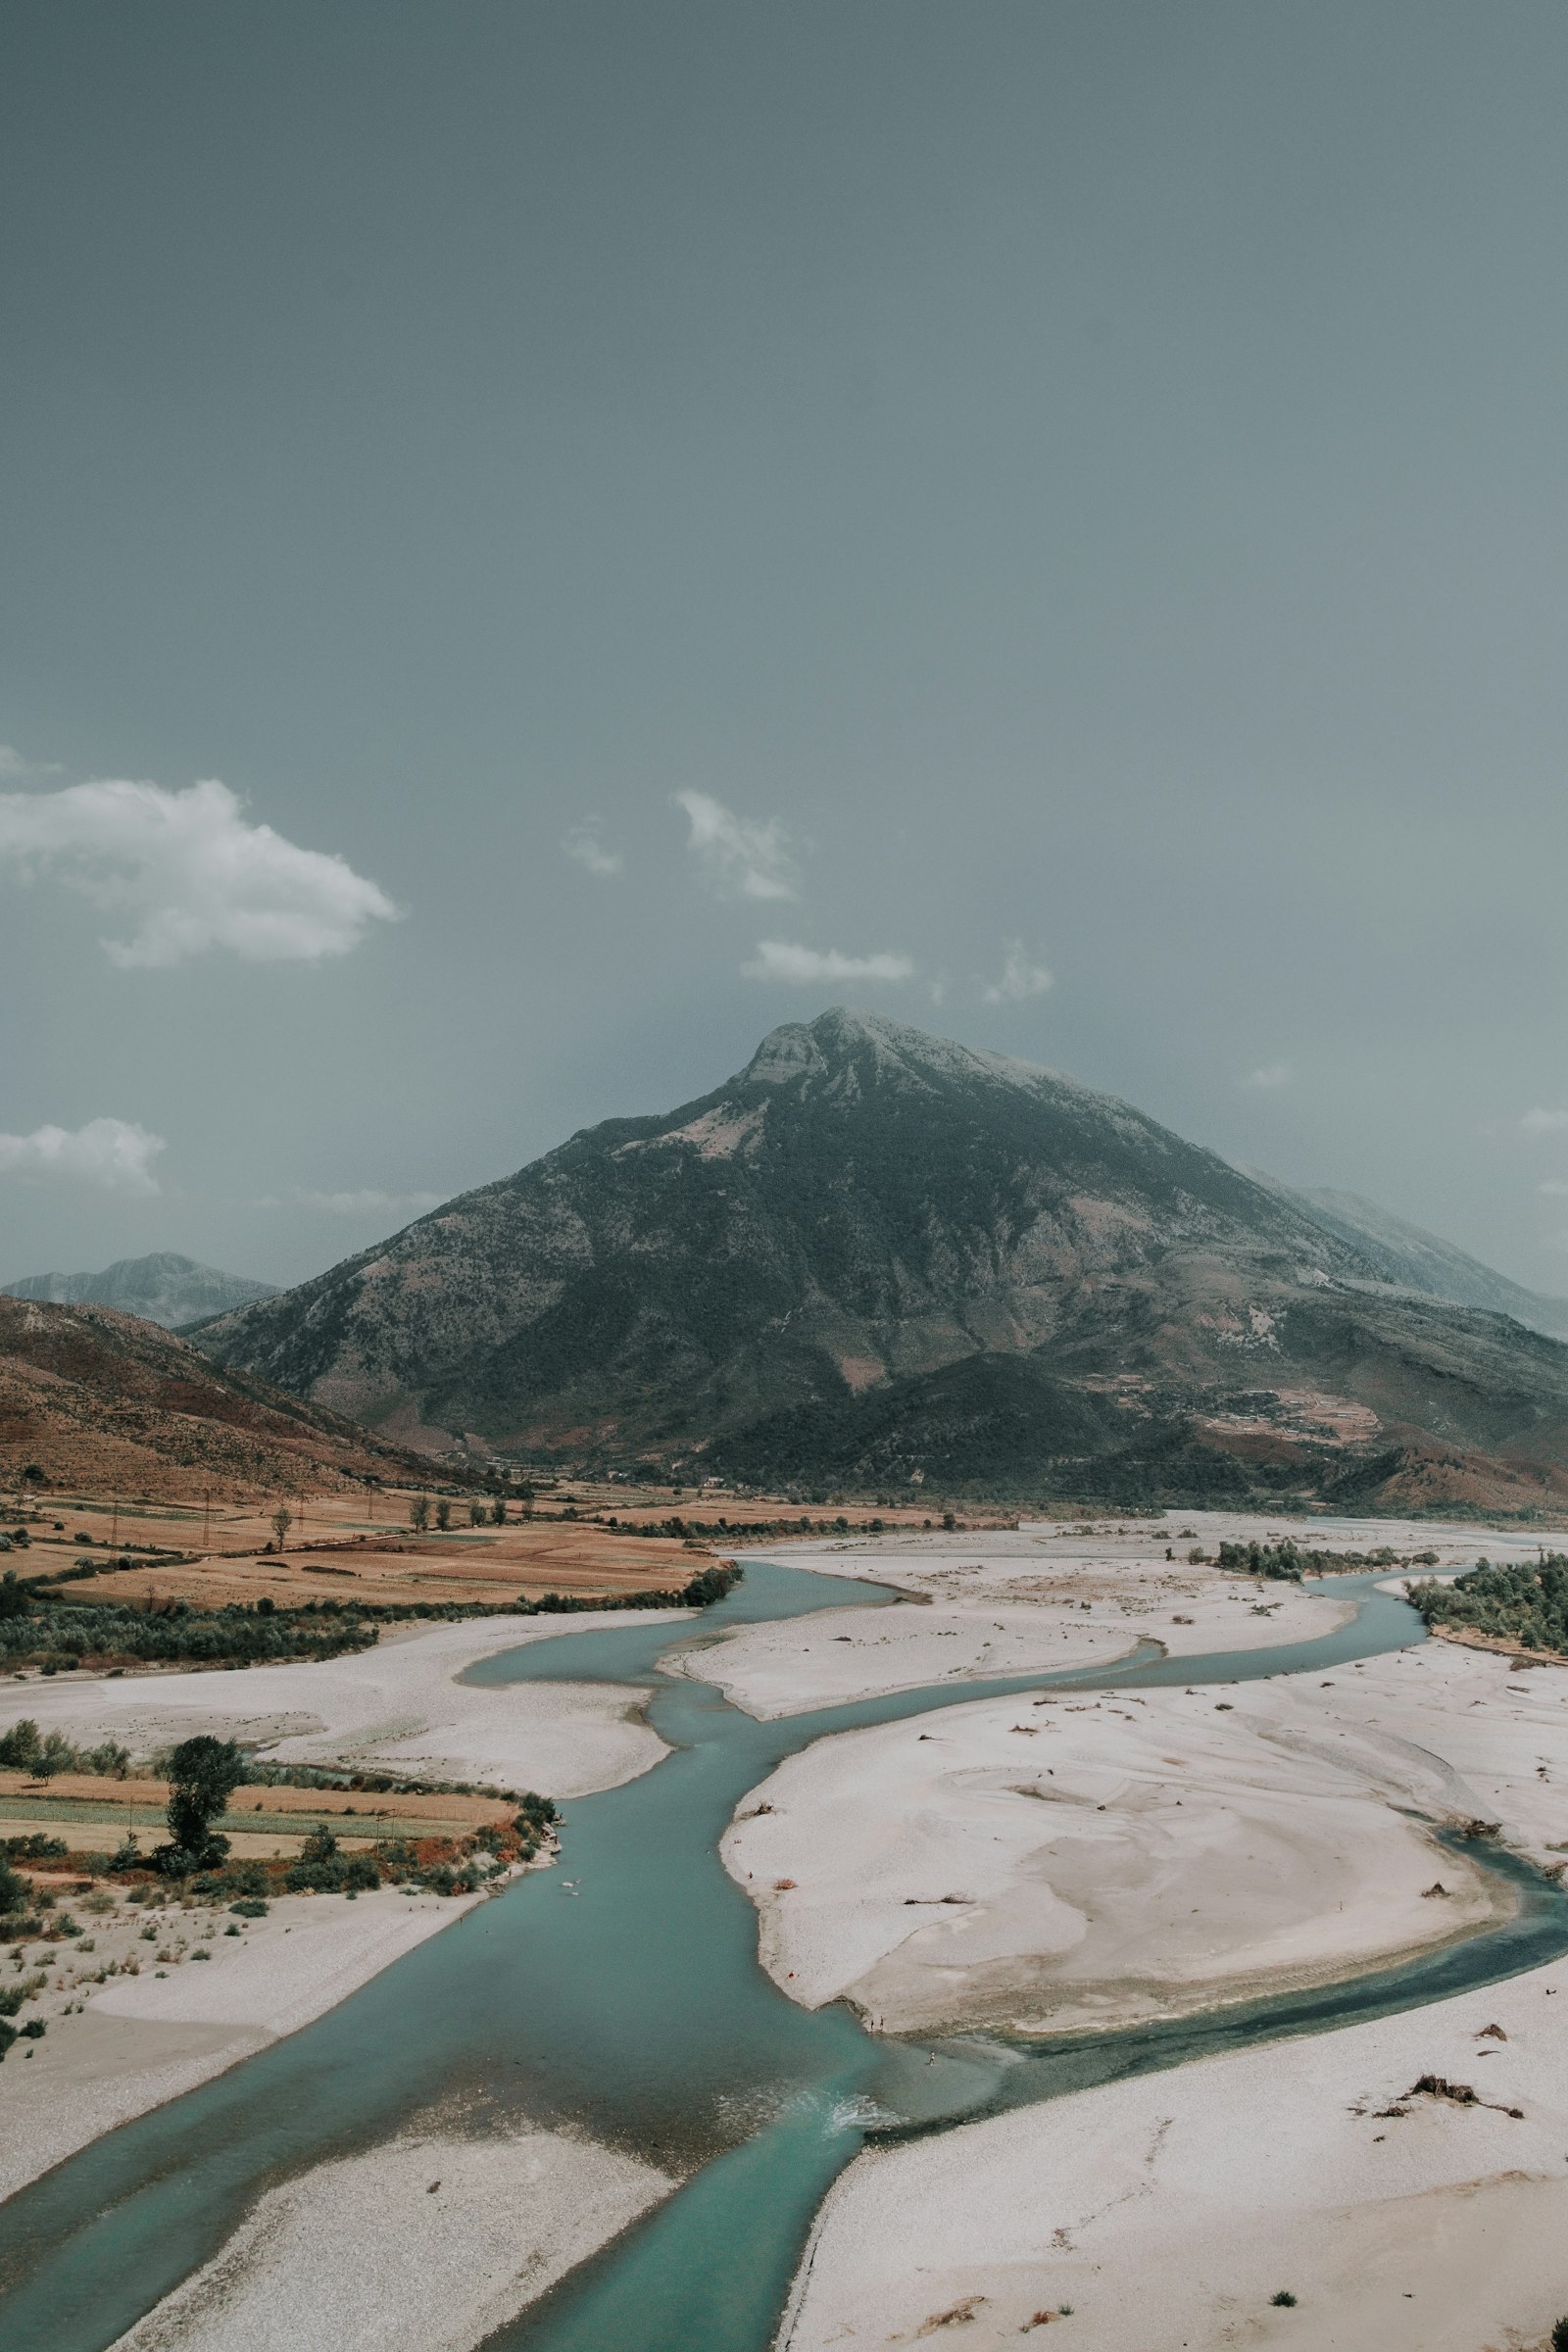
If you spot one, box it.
[0,1557,1564,2352]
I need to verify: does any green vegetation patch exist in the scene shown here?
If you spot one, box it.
[1407,1553,1568,1657]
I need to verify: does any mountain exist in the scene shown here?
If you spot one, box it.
[0,1295,444,1500]
[192,1009,1568,1509]
[2,1253,277,1331]
[1250,1179,1568,1343]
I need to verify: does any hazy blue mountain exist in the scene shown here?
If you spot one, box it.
[1253,1180,1568,1341]
[194,1010,1568,1505]
[2,1252,277,1331]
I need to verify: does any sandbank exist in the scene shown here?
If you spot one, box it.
[781,1956,1568,2352]
[689,1507,1439,1719]
[723,1682,1503,2035]
[110,2125,672,2352]
[0,1606,689,1795]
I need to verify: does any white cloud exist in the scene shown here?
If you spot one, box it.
[1539,1179,1568,1197]
[0,745,62,780]
[1243,1062,1292,1090]
[292,1187,444,1216]
[742,940,914,985]
[0,777,401,967]
[562,820,623,878]
[1521,1107,1568,1136]
[981,941,1054,1004]
[675,790,797,901]
[0,1117,166,1193]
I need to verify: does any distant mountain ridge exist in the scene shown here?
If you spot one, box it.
[193,1009,1568,1510]
[2,1253,277,1331]
[1251,1180,1568,1342]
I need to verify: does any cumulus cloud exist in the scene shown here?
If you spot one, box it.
[0,1117,166,1193]
[982,941,1054,1004]
[742,940,914,984]
[0,777,401,967]
[562,820,623,878]
[1521,1107,1568,1136]
[675,791,797,901]
[1243,1062,1292,1090]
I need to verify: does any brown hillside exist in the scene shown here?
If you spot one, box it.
[0,1296,448,1500]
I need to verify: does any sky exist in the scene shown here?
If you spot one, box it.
[5,1,1568,1295]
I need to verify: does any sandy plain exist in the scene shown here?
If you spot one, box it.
[8,1505,1566,2352]
[109,2127,674,2352]
[781,1956,1568,2352]
[0,1604,685,1794]
[689,1503,1536,1720]
[0,1883,492,2202]
[757,1511,1568,2352]
[721,1509,1568,2031]
[723,1682,1507,2035]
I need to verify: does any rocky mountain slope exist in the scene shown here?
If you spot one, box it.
[3,1252,277,1330]
[0,1296,441,1499]
[193,1010,1568,1507]
[1251,1179,1568,1341]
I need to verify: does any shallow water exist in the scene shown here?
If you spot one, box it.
[0,1561,1561,2352]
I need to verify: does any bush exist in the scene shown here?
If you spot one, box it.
[1270,2290,1298,2308]
[229,1897,269,1918]
[283,1829,378,1893]
[1551,2320,1568,2352]
[514,1792,559,1838]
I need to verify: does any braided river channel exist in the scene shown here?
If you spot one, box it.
[2,1557,1566,2351]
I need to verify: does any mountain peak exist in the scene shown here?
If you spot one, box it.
[737,1005,1056,1098]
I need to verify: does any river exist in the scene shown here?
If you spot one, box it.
[0,1557,1562,2352]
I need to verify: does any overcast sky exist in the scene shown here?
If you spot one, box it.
[5,1,1568,1295]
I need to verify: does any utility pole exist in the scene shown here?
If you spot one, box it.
[202,1490,212,1552]
[111,1497,119,1548]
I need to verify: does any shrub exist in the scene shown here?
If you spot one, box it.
[229,1897,269,1918]
[1270,2290,1298,2308]
[1551,2321,1568,2352]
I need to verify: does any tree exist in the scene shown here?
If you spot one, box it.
[0,1719,39,1770]
[490,1497,507,1526]
[270,1504,292,1551]
[160,1735,245,1872]
[0,1572,29,1621]
[435,1499,451,1532]
[411,1495,430,1532]
[469,1501,486,1527]
[0,1850,28,1917]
